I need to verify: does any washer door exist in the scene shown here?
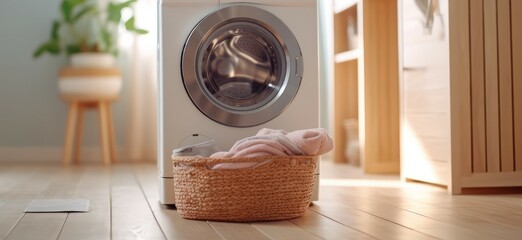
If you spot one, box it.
[182,5,303,127]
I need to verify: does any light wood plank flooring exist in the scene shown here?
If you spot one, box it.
[1,162,521,240]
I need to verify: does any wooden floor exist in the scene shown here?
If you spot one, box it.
[1,162,522,240]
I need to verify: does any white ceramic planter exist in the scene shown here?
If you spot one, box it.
[59,77,122,99]
[58,68,122,100]
[70,53,115,68]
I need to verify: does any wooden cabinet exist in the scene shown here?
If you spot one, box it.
[332,0,400,173]
[400,0,522,193]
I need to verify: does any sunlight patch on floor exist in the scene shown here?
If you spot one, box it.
[320,178,402,188]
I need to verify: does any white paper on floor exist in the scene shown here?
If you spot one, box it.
[24,199,90,213]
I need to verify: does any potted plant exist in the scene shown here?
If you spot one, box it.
[34,0,147,62]
[33,0,147,98]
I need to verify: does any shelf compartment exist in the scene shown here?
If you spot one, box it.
[334,0,359,14]
[334,2,359,54]
[335,49,360,63]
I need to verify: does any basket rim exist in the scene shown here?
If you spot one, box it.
[172,155,318,167]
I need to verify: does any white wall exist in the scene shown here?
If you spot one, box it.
[0,0,129,162]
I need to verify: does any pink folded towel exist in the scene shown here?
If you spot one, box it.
[210,128,333,159]
[286,128,334,156]
[210,132,303,158]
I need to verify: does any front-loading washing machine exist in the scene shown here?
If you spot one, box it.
[158,0,319,204]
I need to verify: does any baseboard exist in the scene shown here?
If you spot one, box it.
[0,146,132,163]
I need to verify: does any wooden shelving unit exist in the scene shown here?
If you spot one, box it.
[332,0,400,174]
[333,0,360,167]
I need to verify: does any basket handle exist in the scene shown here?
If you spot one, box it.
[177,133,213,149]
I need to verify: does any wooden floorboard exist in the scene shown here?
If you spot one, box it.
[208,221,271,240]
[0,200,31,239]
[132,164,223,240]
[4,213,68,240]
[354,203,502,240]
[251,221,322,240]
[0,162,521,239]
[407,207,522,240]
[110,165,165,240]
[58,167,111,240]
[289,210,376,240]
[5,165,84,240]
[0,165,66,239]
[310,203,437,240]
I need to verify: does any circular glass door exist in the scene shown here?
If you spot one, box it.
[182,5,303,127]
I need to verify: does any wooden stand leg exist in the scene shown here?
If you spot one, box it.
[98,101,111,165]
[63,102,79,165]
[106,103,117,163]
[72,104,85,164]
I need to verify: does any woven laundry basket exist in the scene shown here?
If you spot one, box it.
[172,155,318,222]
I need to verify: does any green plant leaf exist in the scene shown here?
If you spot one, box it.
[124,16,135,31]
[100,27,112,52]
[66,44,81,55]
[47,41,61,54]
[33,43,49,58]
[125,17,148,34]
[116,0,137,9]
[71,4,95,23]
[61,0,87,23]
[51,20,61,40]
[108,0,137,23]
[107,2,122,23]
[132,28,148,34]
[65,0,86,5]
[33,41,61,58]
[61,1,73,22]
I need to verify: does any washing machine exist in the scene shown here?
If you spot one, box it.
[158,0,319,205]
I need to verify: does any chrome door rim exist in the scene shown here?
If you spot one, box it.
[181,5,303,127]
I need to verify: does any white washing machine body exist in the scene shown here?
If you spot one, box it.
[158,0,319,204]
